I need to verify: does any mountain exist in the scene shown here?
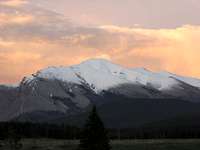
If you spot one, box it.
[22,59,195,93]
[1,59,200,128]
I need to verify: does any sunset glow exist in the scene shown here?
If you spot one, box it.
[0,0,200,84]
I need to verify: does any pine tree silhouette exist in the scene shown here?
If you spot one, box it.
[78,106,111,150]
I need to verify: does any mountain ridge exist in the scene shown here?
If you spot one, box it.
[21,59,200,93]
[0,58,200,127]
[2,58,200,91]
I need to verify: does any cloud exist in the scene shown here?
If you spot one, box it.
[0,3,200,83]
[0,12,34,25]
[0,38,15,47]
[102,25,200,77]
[0,0,28,7]
[39,0,200,28]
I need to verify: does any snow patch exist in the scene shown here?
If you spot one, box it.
[158,71,200,88]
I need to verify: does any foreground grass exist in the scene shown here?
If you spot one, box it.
[1,139,200,150]
[112,139,200,150]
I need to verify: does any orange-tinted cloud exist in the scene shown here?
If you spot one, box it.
[0,38,15,47]
[0,13,34,25]
[100,25,200,75]
[1,25,200,84]
[0,4,200,84]
[0,0,27,7]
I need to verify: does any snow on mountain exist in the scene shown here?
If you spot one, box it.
[130,68,179,90]
[23,59,200,93]
[2,59,200,122]
[157,71,200,88]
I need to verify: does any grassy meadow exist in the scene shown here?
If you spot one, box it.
[1,139,200,150]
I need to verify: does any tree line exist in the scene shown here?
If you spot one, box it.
[1,122,200,140]
[0,122,80,140]
[1,106,200,150]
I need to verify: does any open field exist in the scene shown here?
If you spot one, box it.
[1,139,200,150]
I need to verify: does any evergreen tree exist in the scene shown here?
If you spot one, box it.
[78,106,111,150]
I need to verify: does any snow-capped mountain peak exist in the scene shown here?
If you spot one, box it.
[23,59,200,93]
[2,59,200,122]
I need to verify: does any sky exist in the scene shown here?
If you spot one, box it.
[0,0,200,84]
